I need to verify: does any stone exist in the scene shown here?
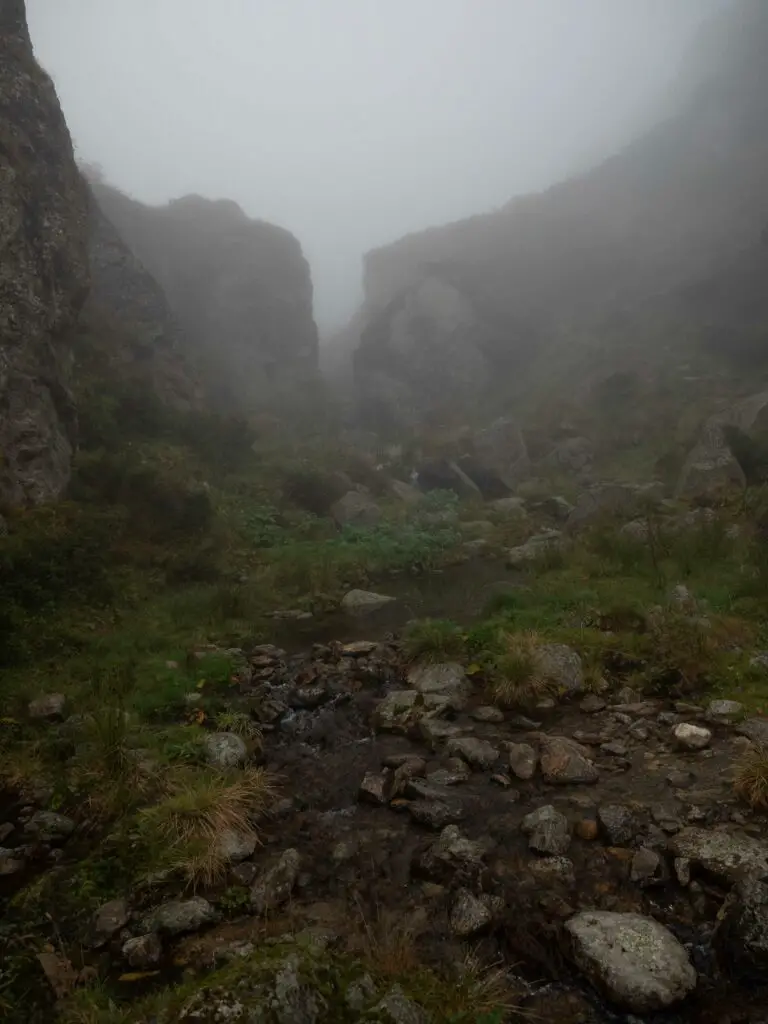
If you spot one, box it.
[449,887,492,937]
[419,825,487,878]
[92,899,130,946]
[597,804,637,846]
[216,829,257,864]
[331,490,382,527]
[407,662,470,708]
[580,695,606,713]
[0,848,25,875]
[736,718,768,746]
[24,810,75,843]
[204,732,248,768]
[669,828,768,883]
[676,421,746,500]
[716,874,768,976]
[418,719,463,746]
[28,694,67,721]
[341,589,396,616]
[425,767,469,787]
[536,495,574,521]
[630,848,665,886]
[144,897,216,936]
[358,771,389,805]
[489,496,527,516]
[521,805,571,855]
[576,819,599,841]
[471,705,505,723]
[672,723,712,751]
[122,933,163,969]
[373,690,449,733]
[565,910,697,1012]
[407,800,463,829]
[506,742,537,780]
[250,849,301,914]
[539,735,599,784]
[566,483,640,532]
[446,736,500,770]
[230,862,257,886]
[528,855,576,886]
[340,640,378,656]
[535,643,583,694]
[706,699,744,723]
[372,984,429,1024]
[506,531,564,567]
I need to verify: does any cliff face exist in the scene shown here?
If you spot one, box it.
[90,185,319,413]
[353,0,768,434]
[0,0,90,507]
[83,194,204,412]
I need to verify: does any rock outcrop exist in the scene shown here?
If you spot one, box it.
[90,183,319,414]
[0,0,89,507]
[82,193,204,412]
[350,0,768,434]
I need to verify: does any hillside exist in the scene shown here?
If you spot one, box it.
[351,0,768,446]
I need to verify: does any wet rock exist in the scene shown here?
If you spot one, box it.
[407,800,463,829]
[271,953,328,1022]
[419,825,487,878]
[359,771,389,805]
[521,805,571,855]
[373,690,449,733]
[204,731,248,768]
[576,819,599,841]
[340,640,378,656]
[122,932,162,968]
[706,699,744,723]
[667,769,695,789]
[669,828,768,883]
[565,910,697,1012]
[426,764,470,786]
[580,695,606,713]
[450,887,492,937]
[230,862,258,886]
[736,717,768,746]
[446,736,499,770]
[0,848,25,875]
[92,899,130,947]
[340,589,396,616]
[28,693,66,721]
[390,759,425,797]
[418,718,463,747]
[24,810,75,843]
[331,491,381,527]
[373,984,429,1024]
[407,662,470,709]
[717,874,768,976]
[216,829,257,863]
[673,723,711,751]
[539,735,599,784]
[597,804,637,846]
[251,848,301,914]
[600,740,628,757]
[630,848,666,886]
[506,742,537,780]
[346,974,377,1012]
[528,855,576,886]
[471,705,505,723]
[145,897,216,936]
[535,643,583,694]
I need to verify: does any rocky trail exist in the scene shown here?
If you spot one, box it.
[6,609,768,1022]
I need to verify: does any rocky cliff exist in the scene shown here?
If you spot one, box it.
[352,0,768,436]
[0,0,89,507]
[90,184,319,414]
[82,193,204,414]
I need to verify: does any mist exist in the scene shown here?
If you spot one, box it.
[27,0,727,332]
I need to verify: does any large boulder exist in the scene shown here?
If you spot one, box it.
[676,422,746,499]
[0,1,90,506]
[330,491,382,528]
[566,910,697,1011]
[471,418,530,491]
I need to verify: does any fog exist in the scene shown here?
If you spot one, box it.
[27,0,726,332]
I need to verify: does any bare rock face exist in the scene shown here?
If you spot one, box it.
[90,184,319,414]
[0,0,90,507]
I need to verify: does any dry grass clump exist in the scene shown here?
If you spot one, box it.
[488,631,552,708]
[139,767,277,887]
[437,951,527,1021]
[404,618,466,664]
[352,905,422,979]
[734,744,768,809]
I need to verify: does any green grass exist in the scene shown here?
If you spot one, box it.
[404,618,466,663]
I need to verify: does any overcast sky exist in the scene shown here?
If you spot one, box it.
[27,0,726,332]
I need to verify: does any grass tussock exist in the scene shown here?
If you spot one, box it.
[404,618,466,664]
[487,631,552,708]
[734,744,768,810]
[139,767,277,887]
[353,905,421,979]
[436,952,526,1022]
